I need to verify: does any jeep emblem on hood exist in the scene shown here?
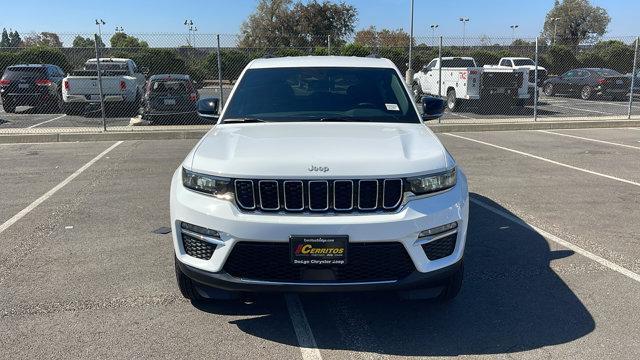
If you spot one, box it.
[308,165,329,172]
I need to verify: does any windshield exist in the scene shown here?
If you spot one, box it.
[222,67,420,124]
[2,67,46,80]
[150,80,190,94]
[513,59,535,66]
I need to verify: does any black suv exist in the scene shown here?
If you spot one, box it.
[0,64,65,113]
[141,74,199,123]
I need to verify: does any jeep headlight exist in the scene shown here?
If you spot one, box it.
[407,168,456,195]
[182,168,233,200]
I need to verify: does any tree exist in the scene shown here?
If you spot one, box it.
[0,29,10,47]
[240,0,357,48]
[8,30,22,47]
[22,32,63,47]
[72,35,105,48]
[110,33,149,48]
[542,0,610,47]
[354,26,411,48]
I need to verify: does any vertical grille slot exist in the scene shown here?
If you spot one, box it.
[258,180,280,210]
[308,181,329,211]
[333,180,354,211]
[358,180,378,210]
[382,179,403,209]
[283,181,304,211]
[235,180,256,209]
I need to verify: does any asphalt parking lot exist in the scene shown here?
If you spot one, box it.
[2,127,640,359]
[1,91,639,131]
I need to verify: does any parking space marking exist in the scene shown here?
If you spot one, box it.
[285,294,323,360]
[537,130,640,150]
[27,114,66,129]
[471,197,640,284]
[0,141,123,235]
[446,112,476,120]
[547,104,616,115]
[445,133,640,187]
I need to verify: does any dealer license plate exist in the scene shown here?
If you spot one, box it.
[290,235,348,265]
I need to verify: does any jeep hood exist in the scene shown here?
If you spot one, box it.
[188,122,451,178]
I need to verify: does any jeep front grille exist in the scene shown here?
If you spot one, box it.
[234,179,403,213]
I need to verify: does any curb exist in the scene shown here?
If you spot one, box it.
[0,120,639,144]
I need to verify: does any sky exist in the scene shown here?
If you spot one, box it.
[0,0,637,41]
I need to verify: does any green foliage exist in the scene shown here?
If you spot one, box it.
[72,35,105,48]
[542,0,610,47]
[110,33,149,49]
[542,45,579,74]
[205,49,253,80]
[591,40,635,73]
[22,32,63,47]
[469,50,502,66]
[14,47,70,71]
[0,52,18,73]
[340,44,370,57]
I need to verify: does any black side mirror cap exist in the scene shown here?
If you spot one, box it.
[421,96,446,121]
[197,97,220,119]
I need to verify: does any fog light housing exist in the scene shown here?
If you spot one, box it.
[419,222,458,238]
[180,222,221,239]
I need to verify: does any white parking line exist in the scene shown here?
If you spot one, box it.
[445,133,640,187]
[27,114,66,129]
[0,141,123,235]
[537,130,640,150]
[471,197,640,284]
[285,294,322,360]
[547,104,615,115]
[446,112,476,120]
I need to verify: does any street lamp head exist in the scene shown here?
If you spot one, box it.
[459,17,469,22]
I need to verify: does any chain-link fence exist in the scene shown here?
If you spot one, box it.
[0,32,638,132]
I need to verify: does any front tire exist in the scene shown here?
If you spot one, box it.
[543,83,555,96]
[175,257,204,301]
[437,261,464,302]
[580,85,593,100]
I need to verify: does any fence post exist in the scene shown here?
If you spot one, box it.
[94,34,107,131]
[534,37,539,122]
[327,35,331,55]
[628,36,639,119]
[438,36,443,124]
[217,34,223,112]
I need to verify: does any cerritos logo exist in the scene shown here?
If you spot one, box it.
[294,243,345,255]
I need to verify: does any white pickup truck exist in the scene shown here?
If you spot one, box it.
[497,57,547,96]
[62,58,146,115]
[412,57,529,111]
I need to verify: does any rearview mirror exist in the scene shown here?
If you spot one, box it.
[196,97,220,120]
[421,96,446,121]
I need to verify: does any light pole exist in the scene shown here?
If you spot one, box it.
[184,19,194,46]
[510,25,519,43]
[459,17,469,48]
[550,17,560,45]
[191,26,198,48]
[407,0,414,84]
[430,24,439,46]
[95,19,106,46]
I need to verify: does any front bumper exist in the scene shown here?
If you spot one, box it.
[170,168,469,291]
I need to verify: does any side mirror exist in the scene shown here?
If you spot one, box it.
[196,97,220,119]
[421,96,446,121]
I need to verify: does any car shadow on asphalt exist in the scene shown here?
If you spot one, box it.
[192,193,595,356]
[463,106,561,116]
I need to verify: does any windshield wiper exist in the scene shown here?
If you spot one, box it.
[222,117,267,124]
[317,116,371,122]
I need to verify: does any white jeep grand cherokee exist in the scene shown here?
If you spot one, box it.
[170,56,469,302]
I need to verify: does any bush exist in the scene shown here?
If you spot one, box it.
[340,44,370,57]
[542,45,579,75]
[469,50,502,66]
[205,49,253,81]
[577,51,605,68]
[15,47,70,71]
[0,51,18,73]
[593,41,635,73]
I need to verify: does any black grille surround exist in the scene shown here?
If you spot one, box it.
[234,178,404,213]
[182,234,216,260]
[422,232,457,261]
[223,242,415,283]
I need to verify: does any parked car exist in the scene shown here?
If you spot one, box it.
[543,68,631,101]
[171,56,469,303]
[497,57,547,88]
[62,58,146,116]
[141,74,199,123]
[0,64,65,113]
[413,57,529,111]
